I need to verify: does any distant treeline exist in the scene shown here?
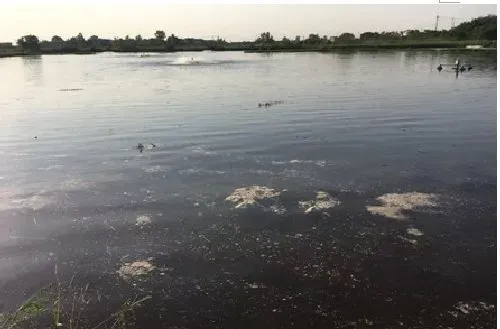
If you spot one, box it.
[2,15,496,55]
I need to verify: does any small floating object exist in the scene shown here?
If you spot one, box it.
[258,100,284,108]
[151,143,156,148]
[437,64,443,72]
[137,143,145,153]
[59,88,83,92]
[460,66,466,72]
[33,136,37,140]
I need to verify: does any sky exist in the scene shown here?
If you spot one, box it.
[0,3,496,43]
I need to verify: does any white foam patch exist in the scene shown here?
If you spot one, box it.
[225,186,281,209]
[136,215,152,227]
[39,164,64,171]
[58,179,94,191]
[117,260,155,281]
[189,145,216,156]
[366,192,438,220]
[298,191,340,214]
[248,169,274,175]
[143,165,170,173]
[172,57,201,65]
[8,194,55,210]
[407,228,424,237]
[270,205,287,215]
[272,160,327,167]
[453,301,495,315]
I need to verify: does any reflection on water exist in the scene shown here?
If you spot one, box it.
[22,55,44,87]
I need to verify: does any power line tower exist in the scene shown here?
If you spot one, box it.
[434,15,440,31]
[451,17,456,29]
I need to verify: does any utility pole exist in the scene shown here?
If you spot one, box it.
[434,15,440,31]
[451,17,456,29]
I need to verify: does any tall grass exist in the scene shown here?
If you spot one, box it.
[0,264,150,329]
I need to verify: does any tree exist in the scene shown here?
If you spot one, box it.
[167,33,179,44]
[51,35,63,43]
[451,15,497,40]
[17,35,40,53]
[88,35,100,50]
[154,30,166,41]
[337,33,356,41]
[306,34,321,43]
[257,32,274,43]
[135,34,143,41]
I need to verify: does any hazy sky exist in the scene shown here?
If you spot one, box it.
[0,4,496,42]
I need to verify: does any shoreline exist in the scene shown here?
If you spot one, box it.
[0,45,496,58]
[0,40,497,58]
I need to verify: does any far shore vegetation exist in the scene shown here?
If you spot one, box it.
[0,15,496,58]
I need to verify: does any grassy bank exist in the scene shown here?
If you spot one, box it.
[246,40,496,53]
[0,40,495,58]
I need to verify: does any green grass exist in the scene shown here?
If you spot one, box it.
[0,268,151,329]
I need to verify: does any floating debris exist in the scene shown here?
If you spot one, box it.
[366,192,438,220]
[58,88,83,91]
[453,301,495,315]
[118,260,155,281]
[406,227,424,237]
[398,235,418,246]
[136,215,152,227]
[270,205,287,215]
[135,142,156,153]
[143,165,170,173]
[272,159,327,167]
[225,185,281,209]
[246,282,267,289]
[258,100,284,108]
[298,191,340,214]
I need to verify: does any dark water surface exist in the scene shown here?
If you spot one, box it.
[0,51,496,328]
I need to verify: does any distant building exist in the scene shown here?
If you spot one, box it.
[329,36,337,42]
[323,35,328,41]
[295,35,301,42]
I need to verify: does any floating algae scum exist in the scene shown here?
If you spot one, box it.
[135,215,152,227]
[225,186,341,215]
[118,260,155,282]
[366,192,439,220]
[1,186,494,328]
[298,191,340,214]
[225,185,281,209]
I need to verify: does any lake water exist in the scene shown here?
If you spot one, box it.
[0,50,496,328]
